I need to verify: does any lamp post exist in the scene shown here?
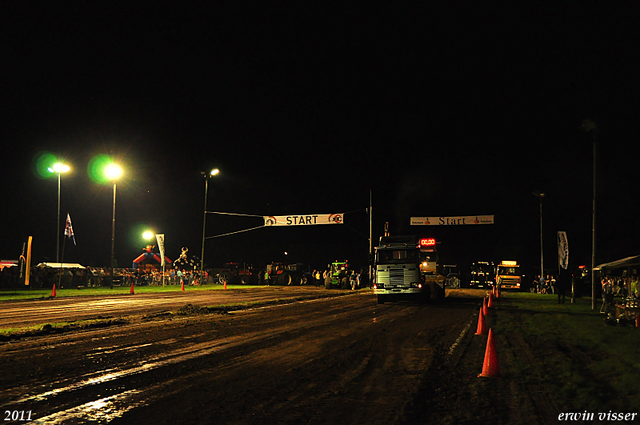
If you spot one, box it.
[533,191,545,290]
[105,164,123,276]
[49,163,70,263]
[581,119,598,310]
[201,168,220,273]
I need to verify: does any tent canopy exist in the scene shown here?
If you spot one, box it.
[36,262,86,269]
[594,255,640,271]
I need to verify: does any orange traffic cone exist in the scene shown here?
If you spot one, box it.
[130,281,135,295]
[496,285,501,298]
[488,293,494,308]
[478,328,500,378]
[181,281,185,291]
[51,283,56,297]
[223,280,227,290]
[483,297,489,317]
[475,308,486,335]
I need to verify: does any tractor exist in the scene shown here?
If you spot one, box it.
[265,262,310,285]
[216,262,257,285]
[325,260,352,289]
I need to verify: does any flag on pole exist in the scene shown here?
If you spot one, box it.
[156,234,166,268]
[64,213,76,245]
[557,231,568,270]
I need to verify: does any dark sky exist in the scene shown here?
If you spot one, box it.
[2,2,639,275]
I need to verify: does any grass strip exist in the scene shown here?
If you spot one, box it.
[495,291,640,413]
[0,284,266,301]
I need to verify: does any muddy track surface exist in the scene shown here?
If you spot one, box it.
[0,287,344,329]
[0,290,480,425]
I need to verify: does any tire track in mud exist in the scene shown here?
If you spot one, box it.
[114,298,478,425]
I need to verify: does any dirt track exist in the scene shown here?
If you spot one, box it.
[1,288,567,424]
[0,288,483,424]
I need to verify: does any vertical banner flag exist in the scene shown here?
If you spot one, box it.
[557,231,569,270]
[264,213,344,226]
[64,213,76,245]
[25,236,32,286]
[156,234,166,268]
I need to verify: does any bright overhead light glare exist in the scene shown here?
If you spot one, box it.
[210,168,220,176]
[105,164,123,180]
[52,163,70,173]
[142,231,154,240]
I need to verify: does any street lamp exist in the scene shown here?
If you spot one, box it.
[201,168,220,273]
[581,119,598,310]
[48,162,70,263]
[533,191,545,290]
[105,164,123,273]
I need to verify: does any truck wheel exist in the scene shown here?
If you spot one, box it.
[325,278,332,289]
[419,287,431,304]
[282,273,292,285]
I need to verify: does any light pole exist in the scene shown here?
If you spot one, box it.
[105,164,123,275]
[201,168,220,273]
[581,119,598,310]
[49,162,70,263]
[533,191,545,290]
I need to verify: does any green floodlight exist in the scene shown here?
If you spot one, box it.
[88,154,114,183]
[34,151,58,178]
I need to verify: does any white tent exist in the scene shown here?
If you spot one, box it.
[593,255,640,271]
[36,262,86,269]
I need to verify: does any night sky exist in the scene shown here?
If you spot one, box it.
[2,2,639,277]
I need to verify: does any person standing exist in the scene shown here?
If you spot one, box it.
[350,270,357,290]
[532,275,540,293]
[557,270,568,304]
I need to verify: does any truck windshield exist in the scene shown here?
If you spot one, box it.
[497,266,519,275]
[377,249,418,264]
[472,264,493,273]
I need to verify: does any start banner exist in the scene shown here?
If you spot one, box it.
[410,215,494,226]
[264,213,344,226]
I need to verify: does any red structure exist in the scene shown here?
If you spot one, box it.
[132,245,172,271]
